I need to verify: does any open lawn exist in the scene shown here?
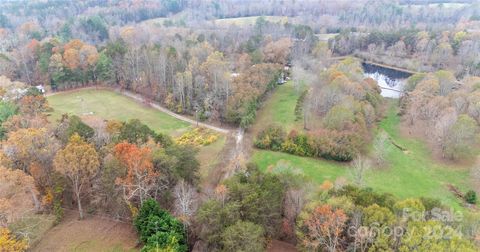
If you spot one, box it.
[252,150,347,182]
[47,88,228,185]
[47,89,190,136]
[250,80,304,136]
[367,103,470,209]
[250,84,472,209]
[197,135,227,180]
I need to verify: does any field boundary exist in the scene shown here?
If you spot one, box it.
[47,86,230,134]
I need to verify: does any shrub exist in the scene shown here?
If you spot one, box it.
[393,198,425,217]
[419,197,443,212]
[294,90,308,121]
[118,119,157,145]
[65,115,94,140]
[465,190,477,204]
[221,221,265,252]
[256,126,362,162]
[309,129,363,161]
[175,128,218,146]
[334,185,396,209]
[254,124,286,151]
[134,199,187,252]
[240,99,258,129]
[405,73,427,92]
[281,139,304,156]
[0,228,28,251]
[444,115,478,160]
[323,104,355,131]
[281,130,312,156]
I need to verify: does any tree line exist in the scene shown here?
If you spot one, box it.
[0,81,200,250]
[255,58,383,162]
[1,18,300,127]
[401,70,480,161]
[331,28,480,77]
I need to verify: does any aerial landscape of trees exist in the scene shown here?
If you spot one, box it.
[1,0,480,251]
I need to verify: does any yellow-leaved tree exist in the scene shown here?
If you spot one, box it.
[54,133,99,219]
[0,228,28,252]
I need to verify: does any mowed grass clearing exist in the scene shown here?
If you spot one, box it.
[367,103,470,209]
[250,80,304,136]
[47,89,190,135]
[252,150,347,183]
[47,88,227,186]
[250,84,471,209]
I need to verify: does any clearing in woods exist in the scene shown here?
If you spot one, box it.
[47,89,191,135]
[41,89,231,251]
[249,80,305,137]
[250,82,473,209]
[32,210,138,252]
[47,88,227,181]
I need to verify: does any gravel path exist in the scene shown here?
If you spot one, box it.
[47,86,230,134]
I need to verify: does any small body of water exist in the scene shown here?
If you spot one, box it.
[362,62,411,98]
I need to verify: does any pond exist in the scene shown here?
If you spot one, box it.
[362,62,412,98]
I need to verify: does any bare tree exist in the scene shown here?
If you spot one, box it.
[435,107,458,150]
[372,131,389,167]
[174,180,198,226]
[350,155,371,187]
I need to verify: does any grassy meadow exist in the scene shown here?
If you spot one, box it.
[47,89,190,135]
[250,83,472,209]
[47,89,226,183]
[250,80,305,136]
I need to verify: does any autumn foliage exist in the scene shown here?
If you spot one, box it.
[0,166,39,226]
[114,141,158,205]
[54,133,99,219]
[0,228,28,252]
[298,204,347,252]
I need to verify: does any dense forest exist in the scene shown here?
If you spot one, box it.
[1,0,480,251]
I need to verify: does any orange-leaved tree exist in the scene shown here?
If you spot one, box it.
[18,95,50,116]
[2,128,59,173]
[0,166,40,226]
[54,133,99,219]
[298,204,348,252]
[114,142,160,206]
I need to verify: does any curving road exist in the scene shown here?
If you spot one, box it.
[47,86,231,134]
[119,90,230,134]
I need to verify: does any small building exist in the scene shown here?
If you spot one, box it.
[35,85,45,94]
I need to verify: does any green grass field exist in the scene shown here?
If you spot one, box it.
[251,80,304,136]
[252,150,347,183]
[47,89,190,135]
[47,88,227,186]
[367,103,470,209]
[250,83,472,209]
[197,135,227,179]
